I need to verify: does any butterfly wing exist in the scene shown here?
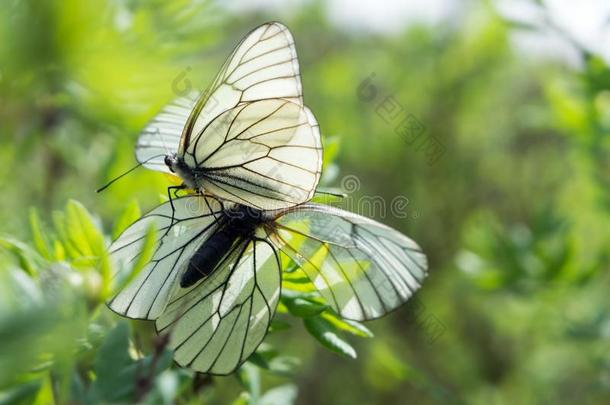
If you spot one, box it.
[155,237,281,375]
[268,204,428,321]
[135,93,199,174]
[179,21,303,153]
[183,98,322,210]
[134,21,317,208]
[107,195,223,319]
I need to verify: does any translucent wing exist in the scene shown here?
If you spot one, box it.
[155,238,281,375]
[134,21,313,203]
[269,204,428,321]
[107,195,223,319]
[135,93,199,174]
[183,98,322,210]
[180,21,303,153]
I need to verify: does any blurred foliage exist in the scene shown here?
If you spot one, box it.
[1,0,609,404]
[0,198,373,403]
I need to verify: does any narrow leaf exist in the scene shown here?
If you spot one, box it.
[321,312,374,338]
[283,297,327,318]
[304,317,357,359]
[29,208,50,259]
[0,236,43,275]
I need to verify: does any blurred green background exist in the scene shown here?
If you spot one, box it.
[1,0,610,404]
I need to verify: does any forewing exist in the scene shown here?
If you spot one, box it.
[185,99,321,210]
[107,195,223,320]
[155,238,281,375]
[135,93,199,173]
[180,22,302,153]
[269,204,428,321]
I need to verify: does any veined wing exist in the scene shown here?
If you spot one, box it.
[134,22,304,179]
[156,237,281,375]
[268,204,428,321]
[180,21,303,153]
[135,92,199,174]
[185,98,322,210]
[107,195,224,320]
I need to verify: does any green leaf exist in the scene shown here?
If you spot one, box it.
[112,200,141,240]
[70,369,87,404]
[91,326,174,402]
[268,319,291,333]
[248,344,300,376]
[65,200,98,258]
[282,261,299,273]
[283,297,327,318]
[63,200,111,295]
[311,188,346,204]
[280,288,318,300]
[29,208,50,260]
[260,384,298,405]
[236,363,260,403]
[303,317,357,359]
[92,322,135,402]
[248,352,271,370]
[90,323,173,403]
[282,272,314,285]
[232,392,251,405]
[321,312,374,338]
[53,240,65,262]
[52,211,76,258]
[266,356,301,376]
[281,265,316,293]
[32,377,54,405]
[0,380,41,405]
[0,236,43,275]
[247,343,276,368]
[321,135,340,170]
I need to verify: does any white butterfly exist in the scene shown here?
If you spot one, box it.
[136,22,322,210]
[107,22,428,375]
[108,195,427,375]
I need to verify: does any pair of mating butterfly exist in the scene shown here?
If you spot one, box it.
[107,22,427,375]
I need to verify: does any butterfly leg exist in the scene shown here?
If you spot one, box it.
[164,184,187,237]
[202,193,222,221]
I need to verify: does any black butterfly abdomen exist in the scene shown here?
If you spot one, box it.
[180,206,263,288]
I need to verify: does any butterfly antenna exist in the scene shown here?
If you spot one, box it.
[96,155,163,193]
[156,126,172,156]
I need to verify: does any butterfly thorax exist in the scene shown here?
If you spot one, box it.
[224,204,267,230]
[165,154,200,191]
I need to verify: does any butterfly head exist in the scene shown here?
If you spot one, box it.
[164,154,178,173]
[164,153,198,190]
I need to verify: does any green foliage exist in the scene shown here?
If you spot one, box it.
[0,158,377,405]
[0,183,376,403]
[1,1,610,404]
[111,200,141,240]
[303,317,357,360]
[280,289,373,360]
